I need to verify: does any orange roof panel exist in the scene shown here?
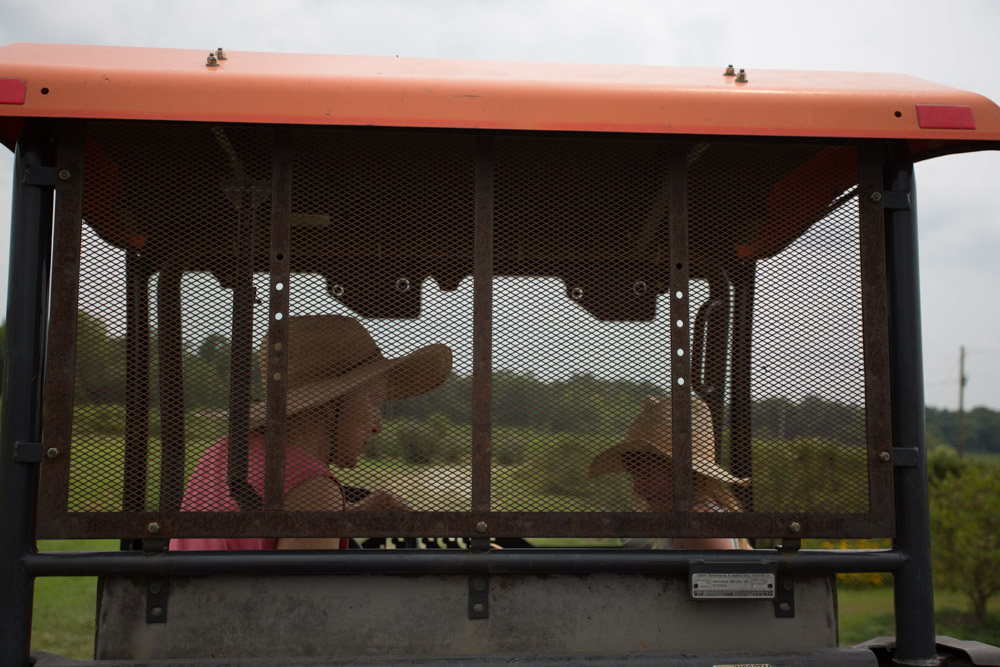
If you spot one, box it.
[1,42,999,158]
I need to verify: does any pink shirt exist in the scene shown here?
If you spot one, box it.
[170,431,348,551]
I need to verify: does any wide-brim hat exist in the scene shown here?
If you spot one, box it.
[235,315,452,425]
[589,395,749,486]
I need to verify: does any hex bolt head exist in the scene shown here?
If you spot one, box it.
[724,64,736,76]
[149,583,162,594]
[476,521,488,533]
[147,522,160,534]
[58,170,71,181]
[736,69,748,83]
[206,53,220,67]
[216,47,228,60]
[789,522,801,533]
[46,447,60,459]
[870,192,883,202]
[879,451,892,463]
[473,578,486,591]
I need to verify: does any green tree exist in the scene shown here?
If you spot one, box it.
[929,464,1000,623]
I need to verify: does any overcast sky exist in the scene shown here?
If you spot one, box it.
[0,0,998,410]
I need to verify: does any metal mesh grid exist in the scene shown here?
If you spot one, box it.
[42,122,889,539]
[280,128,476,513]
[687,143,867,515]
[69,123,273,514]
[491,135,674,512]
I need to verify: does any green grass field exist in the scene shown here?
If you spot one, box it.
[30,539,1000,660]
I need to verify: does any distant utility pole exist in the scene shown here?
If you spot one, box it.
[958,345,966,458]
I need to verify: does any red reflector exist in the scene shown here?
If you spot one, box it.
[915,104,975,130]
[0,78,27,105]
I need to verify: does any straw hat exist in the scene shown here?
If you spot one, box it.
[589,395,749,486]
[241,315,452,424]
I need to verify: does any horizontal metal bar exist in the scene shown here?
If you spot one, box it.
[24,548,907,578]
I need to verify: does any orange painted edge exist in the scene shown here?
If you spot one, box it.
[1,43,999,157]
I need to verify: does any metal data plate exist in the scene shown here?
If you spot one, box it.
[689,560,777,600]
[691,571,775,599]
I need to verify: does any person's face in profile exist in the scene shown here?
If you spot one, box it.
[329,377,387,468]
[621,451,674,511]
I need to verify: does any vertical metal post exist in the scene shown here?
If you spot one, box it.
[265,128,292,510]
[226,184,264,512]
[471,134,494,517]
[883,142,937,664]
[157,262,185,512]
[729,259,756,512]
[123,252,151,514]
[0,122,54,667]
[668,146,692,513]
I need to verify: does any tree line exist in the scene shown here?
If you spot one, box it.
[0,317,997,452]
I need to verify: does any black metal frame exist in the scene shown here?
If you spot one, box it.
[1,120,56,667]
[0,122,938,665]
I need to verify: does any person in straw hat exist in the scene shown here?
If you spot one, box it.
[170,314,452,551]
[590,394,751,550]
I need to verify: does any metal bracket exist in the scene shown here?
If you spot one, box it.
[774,573,795,618]
[891,447,920,467]
[143,539,169,554]
[778,538,801,553]
[468,537,491,619]
[12,441,42,463]
[880,191,911,211]
[145,578,168,624]
[22,166,57,187]
[468,573,490,619]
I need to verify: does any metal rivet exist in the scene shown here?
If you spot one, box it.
[789,522,801,533]
[632,281,648,295]
[46,447,59,459]
[58,170,71,181]
[472,603,485,613]
[206,53,220,67]
[476,521,488,533]
[724,64,736,76]
[735,69,748,83]
[331,284,345,297]
[148,522,160,534]
[879,451,891,463]
[149,583,162,594]
[395,278,411,293]
[569,287,583,300]
[216,47,228,60]
[870,192,883,202]
[473,579,486,591]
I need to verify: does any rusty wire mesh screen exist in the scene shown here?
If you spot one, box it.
[46,121,884,538]
[687,143,867,515]
[69,122,274,514]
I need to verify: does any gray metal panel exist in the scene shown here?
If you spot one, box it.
[96,572,839,661]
